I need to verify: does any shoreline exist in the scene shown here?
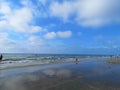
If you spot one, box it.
[0,57,109,70]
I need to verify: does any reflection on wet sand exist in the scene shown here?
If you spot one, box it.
[1,59,120,90]
[42,69,71,78]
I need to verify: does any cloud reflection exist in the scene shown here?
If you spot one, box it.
[42,69,71,78]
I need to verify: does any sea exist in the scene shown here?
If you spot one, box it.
[0,53,109,70]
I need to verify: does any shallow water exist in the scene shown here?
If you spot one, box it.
[0,58,120,90]
[0,54,107,69]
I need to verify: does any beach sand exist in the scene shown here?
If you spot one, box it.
[1,59,120,90]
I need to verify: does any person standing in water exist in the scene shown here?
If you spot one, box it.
[75,57,78,64]
[0,54,3,61]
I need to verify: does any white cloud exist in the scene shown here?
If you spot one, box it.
[0,1,11,15]
[44,31,72,39]
[0,32,8,38]
[0,32,16,46]
[28,36,46,46]
[30,26,47,33]
[44,32,56,39]
[0,32,19,52]
[0,32,48,53]
[0,0,45,33]
[50,1,74,21]
[0,21,7,29]
[50,0,120,27]
[57,31,72,38]
[9,7,33,32]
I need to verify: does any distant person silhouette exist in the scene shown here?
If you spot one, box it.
[0,54,3,61]
[75,57,78,64]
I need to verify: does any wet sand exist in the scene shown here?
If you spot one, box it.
[1,59,120,90]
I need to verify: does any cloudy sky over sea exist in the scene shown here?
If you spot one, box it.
[0,0,120,54]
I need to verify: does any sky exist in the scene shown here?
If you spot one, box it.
[0,0,120,54]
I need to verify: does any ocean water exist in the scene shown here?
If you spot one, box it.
[0,53,109,69]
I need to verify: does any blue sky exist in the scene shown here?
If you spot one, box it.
[0,0,120,54]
